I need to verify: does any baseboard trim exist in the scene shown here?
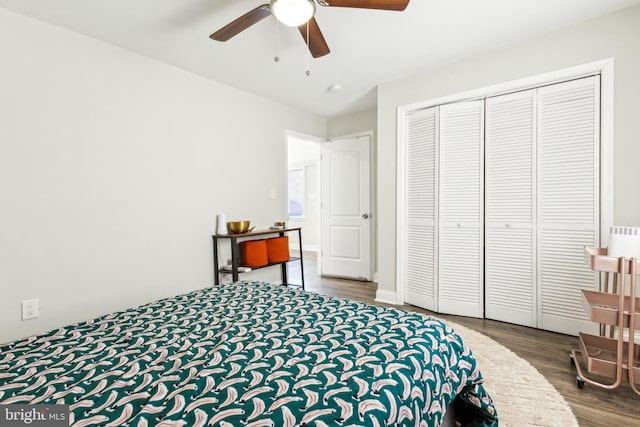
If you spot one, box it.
[375,289,397,305]
[289,245,318,252]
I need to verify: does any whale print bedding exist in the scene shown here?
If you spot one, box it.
[0,282,497,426]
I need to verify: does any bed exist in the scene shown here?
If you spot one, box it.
[0,282,498,426]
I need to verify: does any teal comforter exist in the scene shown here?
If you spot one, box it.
[0,282,497,426]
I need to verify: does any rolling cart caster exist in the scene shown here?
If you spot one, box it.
[576,376,585,388]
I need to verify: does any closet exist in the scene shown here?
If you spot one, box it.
[402,75,601,335]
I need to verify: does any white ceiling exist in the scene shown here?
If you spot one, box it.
[2,0,639,117]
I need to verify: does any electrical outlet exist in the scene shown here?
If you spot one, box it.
[22,299,40,320]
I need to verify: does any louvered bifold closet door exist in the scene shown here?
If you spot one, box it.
[537,76,600,336]
[439,100,484,317]
[404,107,439,310]
[485,90,537,327]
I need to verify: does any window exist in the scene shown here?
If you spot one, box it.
[288,168,305,218]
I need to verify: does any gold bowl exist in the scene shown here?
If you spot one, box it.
[227,220,252,234]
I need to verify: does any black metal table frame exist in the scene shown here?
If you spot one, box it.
[212,227,305,290]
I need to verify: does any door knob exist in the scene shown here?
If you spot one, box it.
[362,213,369,219]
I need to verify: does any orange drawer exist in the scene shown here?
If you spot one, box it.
[266,236,290,263]
[241,239,268,267]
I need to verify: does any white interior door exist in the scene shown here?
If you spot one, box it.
[537,76,600,336]
[485,89,537,327]
[438,100,484,318]
[320,135,371,280]
[404,107,439,310]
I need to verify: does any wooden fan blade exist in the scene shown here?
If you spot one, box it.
[210,4,271,41]
[320,0,409,11]
[298,18,330,58]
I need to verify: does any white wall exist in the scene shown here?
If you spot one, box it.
[327,108,376,139]
[0,9,326,344]
[377,6,640,296]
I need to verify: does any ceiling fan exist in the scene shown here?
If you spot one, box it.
[209,0,410,59]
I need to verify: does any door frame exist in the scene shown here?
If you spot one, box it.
[396,58,614,307]
[285,130,375,280]
[285,131,325,273]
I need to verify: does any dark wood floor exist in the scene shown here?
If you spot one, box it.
[288,255,640,427]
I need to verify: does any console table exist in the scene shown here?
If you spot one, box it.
[212,227,304,289]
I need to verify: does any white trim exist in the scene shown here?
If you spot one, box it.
[358,131,375,282]
[329,130,374,142]
[285,130,326,275]
[600,60,614,249]
[289,244,318,252]
[375,289,398,305]
[396,58,614,309]
[396,109,408,306]
[285,129,326,144]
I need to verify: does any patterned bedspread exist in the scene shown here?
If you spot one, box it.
[0,282,497,426]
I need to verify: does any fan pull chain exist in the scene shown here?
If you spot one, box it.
[305,21,310,76]
[274,19,280,62]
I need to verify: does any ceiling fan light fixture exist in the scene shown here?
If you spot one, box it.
[270,0,316,27]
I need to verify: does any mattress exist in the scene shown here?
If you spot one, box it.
[0,282,498,426]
